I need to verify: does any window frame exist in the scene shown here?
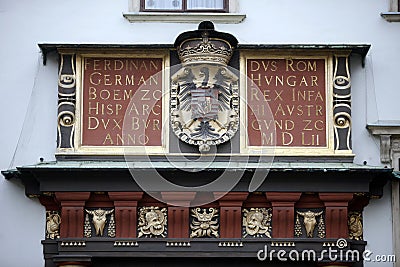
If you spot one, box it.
[381,0,400,22]
[140,0,229,13]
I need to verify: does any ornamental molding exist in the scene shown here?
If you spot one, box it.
[367,121,400,168]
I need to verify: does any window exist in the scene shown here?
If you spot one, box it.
[124,0,245,24]
[141,0,228,12]
[381,0,400,22]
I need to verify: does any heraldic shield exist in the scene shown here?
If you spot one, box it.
[171,21,239,153]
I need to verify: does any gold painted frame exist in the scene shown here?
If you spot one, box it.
[56,49,170,156]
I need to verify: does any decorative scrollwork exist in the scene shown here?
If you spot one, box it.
[57,53,76,149]
[138,206,167,238]
[58,74,76,89]
[333,75,351,90]
[58,111,75,127]
[334,112,351,128]
[242,208,272,238]
[190,207,219,238]
[333,55,352,151]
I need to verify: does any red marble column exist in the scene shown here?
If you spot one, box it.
[319,193,354,238]
[214,192,248,238]
[55,192,90,238]
[108,192,143,238]
[265,192,302,238]
[161,192,196,238]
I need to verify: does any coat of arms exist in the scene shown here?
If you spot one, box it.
[171,21,239,152]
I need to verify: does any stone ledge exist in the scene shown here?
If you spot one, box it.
[122,12,246,23]
[381,12,400,22]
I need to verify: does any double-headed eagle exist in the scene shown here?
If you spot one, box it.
[171,65,238,152]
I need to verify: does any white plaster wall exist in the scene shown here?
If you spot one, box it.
[364,184,394,267]
[0,0,398,266]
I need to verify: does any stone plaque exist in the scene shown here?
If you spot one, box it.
[241,54,334,155]
[74,53,168,154]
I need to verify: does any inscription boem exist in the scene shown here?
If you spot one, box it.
[247,58,326,147]
[82,57,163,146]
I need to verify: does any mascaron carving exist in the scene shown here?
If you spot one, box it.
[138,206,167,238]
[242,208,272,238]
[190,207,219,238]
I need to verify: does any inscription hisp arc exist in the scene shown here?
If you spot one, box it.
[81,57,163,146]
[247,58,327,147]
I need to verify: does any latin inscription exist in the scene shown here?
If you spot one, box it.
[82,58,163,146]
[247,58,327,147]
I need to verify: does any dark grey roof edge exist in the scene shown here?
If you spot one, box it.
[4,160,392,172]
[38,43,371,65]
[237,44,370,56]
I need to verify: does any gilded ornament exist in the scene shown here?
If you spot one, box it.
[84,213,92,238]
[108,213,116,238]
[190,207,219,238]
[171,21,239,153]
[348,212,363,240]
[242,208,272,238]
[317,215,326,238]
[138,206,167,238]
[46,211,61,239]
[85,208,114,237]
[295,214,302,237]
[297,210,324,238]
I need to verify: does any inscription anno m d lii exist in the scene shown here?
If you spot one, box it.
[247,58,327,147]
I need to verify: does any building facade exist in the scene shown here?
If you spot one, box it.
[1,1,399,266]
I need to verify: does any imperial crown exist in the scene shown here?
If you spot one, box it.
[174,21,238,66]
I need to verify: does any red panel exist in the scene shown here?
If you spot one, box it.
[319,193,354,238]
[81,57,163,146]
[266,192,302,238]
[109,192,143,238]
[247,58,327,147]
